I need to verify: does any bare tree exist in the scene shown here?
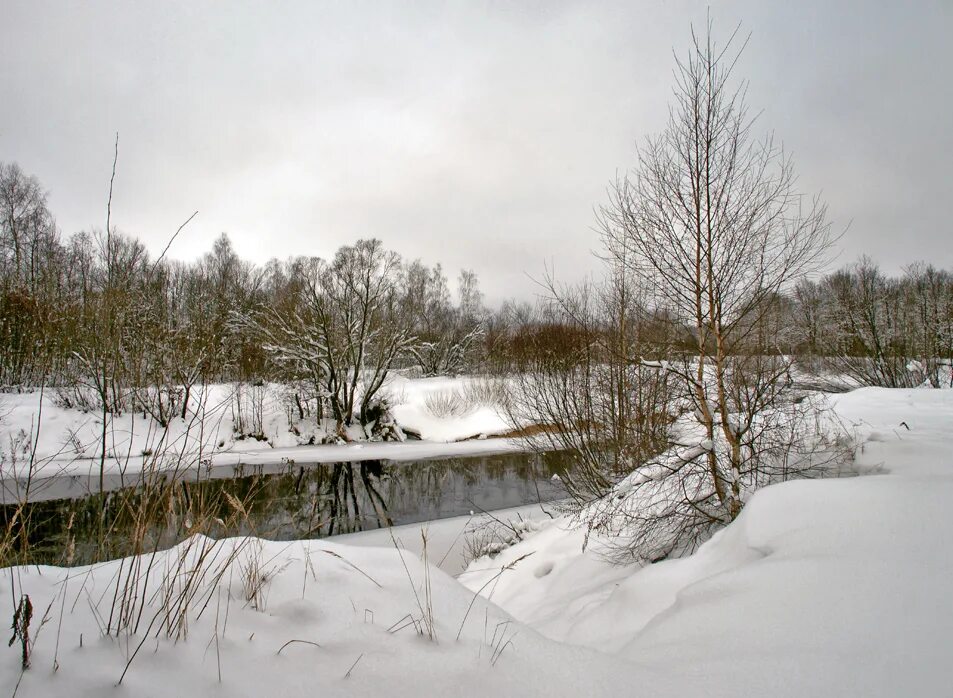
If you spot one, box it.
[0,162,64,385]
[591,20,835,558]
[309,239,412,430]
[0,163,56,290]
[403,261,484,377]
[240,240,413,436]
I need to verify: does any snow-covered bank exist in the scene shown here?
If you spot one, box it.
[210,435,527,467]
[331,501,560,576]
[0,376,517,479]
[460,387,953,695]
[4,388,952,696]
[0,538,625,698]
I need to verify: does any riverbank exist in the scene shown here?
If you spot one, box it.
[0,376,522,480]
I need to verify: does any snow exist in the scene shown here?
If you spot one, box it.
[0,376,517,480]
[331,502,559,576]
[459,387,953,695]
[387,375,515,442]
[4,387,953,695]
[0,537,628,697]
[210,437,527,467]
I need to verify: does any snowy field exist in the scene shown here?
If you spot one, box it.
[3,387,952,695]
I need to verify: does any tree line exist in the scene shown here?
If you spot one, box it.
[0,162,490,427]
[2,159,951,421]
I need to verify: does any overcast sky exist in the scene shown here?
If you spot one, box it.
[2,1,951,303]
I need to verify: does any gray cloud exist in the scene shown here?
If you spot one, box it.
[2,0,950,302]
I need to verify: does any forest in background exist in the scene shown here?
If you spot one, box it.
[3,159,951,414]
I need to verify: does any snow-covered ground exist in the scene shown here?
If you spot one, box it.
[460,387,953,695]
[0,376,518,479]
[3,387,952,696]
[331,501,559,576]
[1,537,627,697]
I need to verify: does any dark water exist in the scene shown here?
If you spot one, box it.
[1,451,570,566]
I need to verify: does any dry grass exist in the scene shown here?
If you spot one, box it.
[424,378,509,419]
[0,384,282,686]
[461,378,510,411]
[424,389,469,418]
[387,528,437,642]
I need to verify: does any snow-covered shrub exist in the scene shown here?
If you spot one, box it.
[367,396,406,442]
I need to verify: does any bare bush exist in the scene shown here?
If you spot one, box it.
[231,382,267,440]
[461,378,510,412]
[50,383,104,413]
[424,378,509,419]
[424,389,469,418]
[503,278,674,509]
[463,514,544,566]
[586,392,855,563]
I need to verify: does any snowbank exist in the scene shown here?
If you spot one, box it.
[331,501,559,576]
[0,376,517,478]
[0,537,625,697]
[459,388,953,695]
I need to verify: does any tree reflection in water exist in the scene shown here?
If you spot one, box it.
[2,451,570,566]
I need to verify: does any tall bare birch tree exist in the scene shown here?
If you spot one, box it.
[599,21,834,540]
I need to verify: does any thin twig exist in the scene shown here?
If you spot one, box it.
[344,652,364,679]
[276,639,322,655]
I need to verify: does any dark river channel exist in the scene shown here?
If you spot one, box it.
[1,450,571,566]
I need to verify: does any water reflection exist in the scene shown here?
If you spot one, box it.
[2,451,570,566]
